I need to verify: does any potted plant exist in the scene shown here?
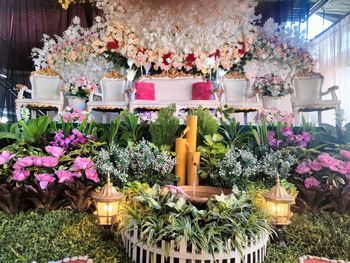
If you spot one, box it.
[64,76,97,110]
[253,74,292,109]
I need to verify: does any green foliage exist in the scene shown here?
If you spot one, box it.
[266,211,350,262]
[0,116,51,145]
[191,107,219,138]
[119,184,271,257]
[0,210,131,263]
[249,117,269,151]
[119,111,147,146]
[197,134,227,180]
[220,118,253,148]
[149,104,179,150]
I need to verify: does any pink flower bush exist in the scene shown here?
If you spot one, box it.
[50,129,90,150]
[61,107,90,123]
[304,177,320,189]
[296,161,311,174]
[36,173,56,190]
[41,156,59,168]
[318,153,341,171]
[268,125,313,149]
[56,170,74,183]
[14,157,34,168]
[32,156,43,166]
[13,169,30,181]
[85,168,100,183]
[0,151,15,165]
[340,150,350,161]
[73,157,93,170]
[45,146,65,158]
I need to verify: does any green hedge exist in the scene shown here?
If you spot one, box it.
[266,211,350,263]
[0,210,349,263]
[0,210,131,263]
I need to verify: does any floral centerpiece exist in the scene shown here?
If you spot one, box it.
[64,76,97,109]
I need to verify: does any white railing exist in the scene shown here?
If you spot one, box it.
[123,229,269,263]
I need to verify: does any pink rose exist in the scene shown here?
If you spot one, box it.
[41,156,59,168]
[0,151,15,165]
[36,173,56,190]
[74,157,93,170]
[296,161,311,174]
[304,177,320,189]
[13,169,30,181]
[14,157,34,168]
[56,170,74,183]
[340,150,350,161]
[45,146,65,158]
[85,168,100,183]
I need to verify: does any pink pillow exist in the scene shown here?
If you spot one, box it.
[192,81,212,100]
[135,81,155,100]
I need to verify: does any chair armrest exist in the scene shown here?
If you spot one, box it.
[16,84,32,99]
[321,85,339,100]
[88,89,102,102]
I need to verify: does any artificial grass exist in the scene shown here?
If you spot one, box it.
[0,210,349,263]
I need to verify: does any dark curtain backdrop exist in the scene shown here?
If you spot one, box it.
[0,0,310,122]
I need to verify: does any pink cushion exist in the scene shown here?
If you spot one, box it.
[192,81,212,100]
[135,81,155,100]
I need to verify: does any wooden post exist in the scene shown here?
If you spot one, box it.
[186,115,197,153]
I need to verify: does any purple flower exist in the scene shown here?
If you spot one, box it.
[36,173,56,190]
[14,157,34,168]
[72,129,84,138]
[340,150,350,161]
[45,146,65,158]
[268,131,282,147]
[85,168,100,183]
[0,151,15,165]
[304,177,320,189]
[296,161,311,174]
[73,157,93,170]
[56,170,74,183]
[281,126,294,137]
[13,169,30,181]
[41,156,59,168]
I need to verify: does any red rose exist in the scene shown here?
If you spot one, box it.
[107,40,119,51]
[238,42,246,56]
[210,49,220,59]
[185,53,195,67]
[162,52,172,65]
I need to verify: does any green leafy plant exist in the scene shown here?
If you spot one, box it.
[119,111,147,146]
[119,184,271,257]
[149,104,179,150]
[190,107,219,138]
[197,134,227,180]
[0,116,51,145]
[220,118,253,148]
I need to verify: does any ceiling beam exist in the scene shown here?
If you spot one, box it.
[310,0,332,15]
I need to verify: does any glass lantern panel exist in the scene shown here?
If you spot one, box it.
[96,201,119,225]
[266,201,291,225]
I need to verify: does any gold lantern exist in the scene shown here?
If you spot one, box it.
[262,176,295,226]
[92,173,123,226]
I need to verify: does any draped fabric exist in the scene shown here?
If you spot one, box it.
[0,0,101,122]
[311,13,350,124]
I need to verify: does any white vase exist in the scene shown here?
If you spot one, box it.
[262,96,282,109]
[67,96,87,110]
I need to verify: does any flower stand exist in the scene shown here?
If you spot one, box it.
[262,96,282,109]
[67,96,87,110]
[123,229,269,263]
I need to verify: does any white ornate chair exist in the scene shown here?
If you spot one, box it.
[129,71,220,112]
[292,73,341,126]
[15,68,64,120]
[87,72,128,122]
[221,73,261,124]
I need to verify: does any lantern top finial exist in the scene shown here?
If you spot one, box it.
[92,172,123,202]
[262,175,294,203]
